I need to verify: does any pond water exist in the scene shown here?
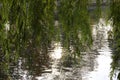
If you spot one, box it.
[1,15,118,80]
[11,18,116,80]
[0,1,120,80]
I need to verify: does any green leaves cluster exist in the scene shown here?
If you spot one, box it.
[0,0,55,79]
[0,0,94,79]
[110,1,120,80]
[59,0,92,57]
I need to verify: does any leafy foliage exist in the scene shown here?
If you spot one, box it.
[110,1,120,80]
[0,0,105,79]
[59,0,92,58]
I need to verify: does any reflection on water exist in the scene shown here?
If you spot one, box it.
[51,42,62,59]
[0,18,115,80]
[36,42,62,80]
[34,18,114,80]
[77,18,113,80]
[87,18,112,80]
[88,41,112,80]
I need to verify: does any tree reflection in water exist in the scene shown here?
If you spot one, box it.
[1,0,120,80]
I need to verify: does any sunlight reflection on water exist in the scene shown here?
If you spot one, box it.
[88,50,112,80]
[36,18,114,80]
[21,18,115,80]
[36,42,62,80]
[51,42,62,59]
[87,18,113,80]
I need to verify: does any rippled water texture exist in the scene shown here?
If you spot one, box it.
[33,18,114,80]
[8,18,115,80]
